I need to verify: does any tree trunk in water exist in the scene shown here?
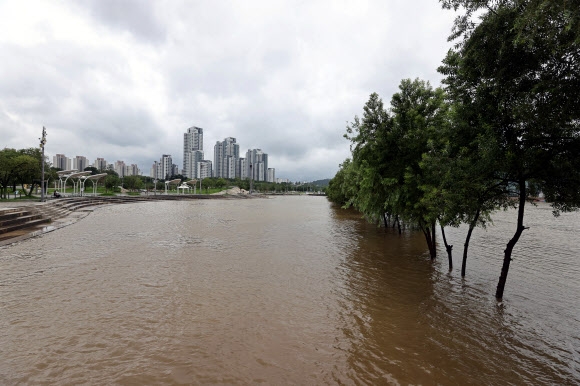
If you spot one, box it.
[432,222,436,255]
[440,224,453,271]
[396,217,402,234]
[383,213,388,228]
[423,222,437,260]
[461,209,481,277]
[495,179,527,300]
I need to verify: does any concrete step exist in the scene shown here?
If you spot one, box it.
[0,209,30,223]
[0,213,44,229]
[0,217,50,235]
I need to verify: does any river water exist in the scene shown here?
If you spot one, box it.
[0,196,578,385]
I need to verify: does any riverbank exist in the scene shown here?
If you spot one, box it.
[0,193,258,247]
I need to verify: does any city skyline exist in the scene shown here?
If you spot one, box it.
[47,126,278,183]
[0,1,457,181]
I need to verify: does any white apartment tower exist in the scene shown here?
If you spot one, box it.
[183,126,204,179]
[245,149,268,181]
[267,168,275,183]
[214,137,239,179]
[157,154,173,180]
[114,160,126,177]
[237,158,246,179]
[53,154,72,170]
[72,156,89,172]
[94,158,107,171]
[198,160,213,179]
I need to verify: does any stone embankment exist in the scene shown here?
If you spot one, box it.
[0,194,250,246]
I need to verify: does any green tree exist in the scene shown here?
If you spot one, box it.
[104,173,120,193]
[338,82,450,260]
[215,178,227,190]
[124,175,143,191]
[440,0,580,299]
[0,148,21,198]
[14,148,43,197]
[327,158,359,207]
[344,92,392,226]
[84,166,99,175]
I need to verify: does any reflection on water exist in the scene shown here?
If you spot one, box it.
[0,197,578,384]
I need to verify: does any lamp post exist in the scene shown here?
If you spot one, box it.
[199,164,204,194]
[249,163,253,195]
[39,127,47,202]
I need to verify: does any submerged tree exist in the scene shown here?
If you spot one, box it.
[339,80,451,260]
[440,0,580,299]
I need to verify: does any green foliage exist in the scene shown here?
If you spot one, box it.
[104,174,120,193]
[439,0,580,296]
[84,166,99,175]
[0,147,49,198]
[124,175,143,191]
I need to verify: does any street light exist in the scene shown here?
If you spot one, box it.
[39,127,47,202]
[249,163,253,194]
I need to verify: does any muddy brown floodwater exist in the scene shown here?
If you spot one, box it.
[0,196,578,384]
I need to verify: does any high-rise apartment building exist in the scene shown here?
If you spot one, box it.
[267,168,275,183]
[237,158,246,179]
[94,158,107,171]
[72,156,89,172]
[184,150,204,179]
[183,126,204,179]
[214,137,239,179]
[198,160,212,179]
[125,164,140,176]
[114,160,126,177]
[53,154,71,170]
[245,149,268,181]
[157,154,173,180]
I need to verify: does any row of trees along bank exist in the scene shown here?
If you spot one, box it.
[327,0,580,300]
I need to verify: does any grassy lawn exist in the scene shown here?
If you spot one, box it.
[0,196,41,202]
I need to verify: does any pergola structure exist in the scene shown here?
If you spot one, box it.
[79,173,108,196]
[55,170,77,193]
[56,170,96,196]
[186,179,199,194]
[164,179,182,194]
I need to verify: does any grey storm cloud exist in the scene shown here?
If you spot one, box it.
[79,0,168,44]
[0,0,457,182]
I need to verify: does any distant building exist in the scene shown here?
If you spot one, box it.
[114,160,126,177]
[198,160,212,179]
[245,149,268,181]
[183,126,204,179]
[184,150,204,179]
[125,164,140,176]
[53,154,71,170]
[72,156,89,172]
[157,154,173,180]
[94,158,107,171]
[214,137,239,179]
[267,168,275,183]
[237,158,246,179]
[150,161,159,179]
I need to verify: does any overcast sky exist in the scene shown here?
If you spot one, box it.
[0,0,457,182]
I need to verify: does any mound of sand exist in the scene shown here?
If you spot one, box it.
[214,186,249,195]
